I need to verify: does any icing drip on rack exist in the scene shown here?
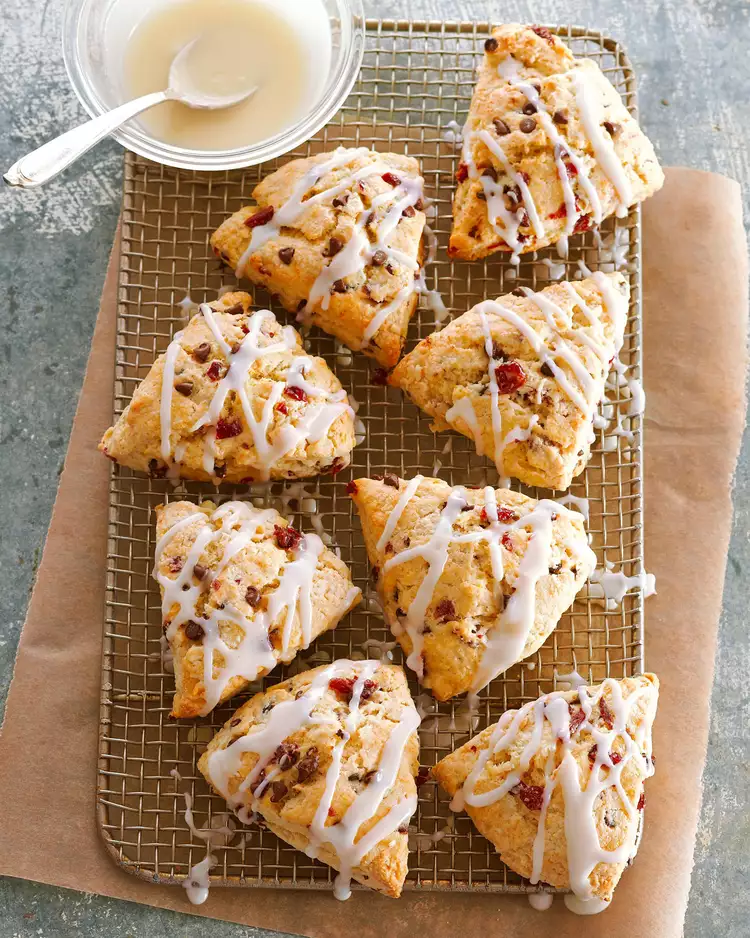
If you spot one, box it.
[452,677,657,914]
[445,280,627,478]
[154,501,347,715]
[205,660,420,901]
[378,482,596,690]
[159,305,353,481]
[234,147,426,346]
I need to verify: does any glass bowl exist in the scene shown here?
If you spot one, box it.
[62,0,365,171]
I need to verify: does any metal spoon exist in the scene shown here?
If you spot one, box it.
[3,39,258,189]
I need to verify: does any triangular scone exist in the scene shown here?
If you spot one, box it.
[433,674,659,912]
[198,661,420,898]
[449,24,664,260]
[210,148,426,368]
[349,475,596,700]
[154,500,361,718]
[100,292,355,483]
[391,274,628,491]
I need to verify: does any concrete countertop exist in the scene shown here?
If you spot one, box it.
[0,0,747,935]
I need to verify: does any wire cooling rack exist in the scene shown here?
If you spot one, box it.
[98,20,646,895]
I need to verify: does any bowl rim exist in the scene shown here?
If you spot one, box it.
[61,0,365,171]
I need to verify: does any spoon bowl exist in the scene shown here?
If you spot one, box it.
[3,38,258,188]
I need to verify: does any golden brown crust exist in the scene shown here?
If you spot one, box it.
[155,500,360,718]
[350,475,595,699]
[198,662,420,897]
[210,149,426,368]
[450,24,664,260]
[99,292,355,482]
[433,673,659,901]
[391,274,628,491]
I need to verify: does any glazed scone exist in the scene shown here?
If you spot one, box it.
[450,24,664,260]
[210,148,426,368]
[390,274,628,491]
[100,292,355,483]
[349,474,596,700]
[433,674,659,913]
[154,500,361,718]
[198,660,421,899]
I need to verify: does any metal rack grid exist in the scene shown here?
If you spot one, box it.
[98,20,646,896]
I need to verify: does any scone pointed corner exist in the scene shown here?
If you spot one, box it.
[433,672,659,903]
[347,474,406,560]
[198,660,420,900]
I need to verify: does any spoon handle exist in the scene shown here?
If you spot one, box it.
[3,90,170,189]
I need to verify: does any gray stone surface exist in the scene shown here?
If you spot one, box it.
[0,0,747,935]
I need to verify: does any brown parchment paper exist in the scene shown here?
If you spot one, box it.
[0,167,746,937]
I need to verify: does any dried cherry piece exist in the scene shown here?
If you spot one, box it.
[495,361,526,393]
[346,481,358,495]
[184,620,205,641]
[382,171,401,186]
[283,385,307,403]
[244,206,274,228]
[206,360,225,382]
[513,781,545,811]
[274,525,303,551]
[569,704,586,735]
[215,417,242,440]
[456,163,469,183]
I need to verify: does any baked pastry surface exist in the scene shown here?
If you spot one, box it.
[154,500,360,718]
[391,273,628,491]
[349,474,595,699]
[450,24,664,261]
[433,673,659,911]
[198,660,420,899]
[100,292,355,483]
[210,148,426,368]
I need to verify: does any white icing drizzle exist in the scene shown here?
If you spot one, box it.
[453,677,657,913]
[449,278,626,476]
[183,853,216,905]
[572,69,633,216]
[204,660,419,901]
[442,119,464,145]
[159,305,352,481]
[505,69,603,229]
[235,147,425,346]
[528,890,554,911]
[555,494,590,521]
[589,565,656,609]
[379,481,595,691]
[154,502,349,715]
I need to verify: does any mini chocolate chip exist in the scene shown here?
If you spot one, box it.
[491,341,507,360]
[269,781,288,803]
[296,747,320,783]
[523,102,537,115]
[385,263,395,275]
[484,37,498,52]
[214,463,226,479]
[184,620,205,641]
[482,166,498,182]
[382,472,400,489]
[223,303,244,316]
[603,120,621,136]
[553,110,568,125]
[332,193,349,208]
[520,117,537,133]
[397,824,409,834]
[278,247,295,265]
[541,361,555,377]
[274,742,300,769]
[332,279,348,293]
[477,191,487,201]
[402,205,416,217]
[245,585,261,607]
[230,718,242,727]
[403,536,410,547]
[193,342,211,363]
[363,769,380,784]
[548,562,563,574]
[511,287,526,296]
[414,198,424,211]
[174,380,194,396]
[193,563,208,581]
[493,118,510,136]
[371,249,387,267]
[148,458,167,479]
[324,237,343,258]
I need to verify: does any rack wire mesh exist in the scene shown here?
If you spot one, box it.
[98,20,646,895]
